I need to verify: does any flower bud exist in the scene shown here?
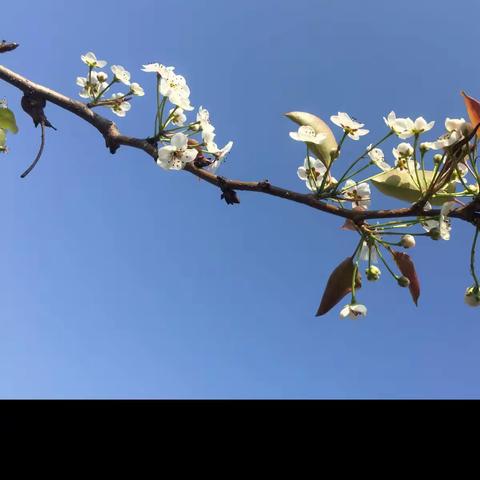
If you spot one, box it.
[465,286,480,307]
[433,154,443,164]
[365,265,381,281]
[468,184,479,194]
[429,227,441,240]
[190,123,201,132]
[400,234,416,249]
[419,143,430,154]
[397,276,410,288]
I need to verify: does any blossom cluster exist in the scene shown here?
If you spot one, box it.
[76,52,144,116]
[141,63,233,173]
[288,105,480,319]
[74,54,234,173]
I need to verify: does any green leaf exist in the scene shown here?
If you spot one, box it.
[316,256,361,316]
[0,108,18,134]
[370,169,456,206]
[285,111,338,167]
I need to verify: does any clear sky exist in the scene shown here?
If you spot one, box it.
[1,0,480,398]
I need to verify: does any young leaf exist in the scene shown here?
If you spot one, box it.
[316,256,361,316]
[391,250,420,305]
[462,91,480,137]
[0,108,18,134]
[285,111,338,167]
[371,169,456,206]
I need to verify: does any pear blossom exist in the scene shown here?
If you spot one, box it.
[383,111,411,136]
[76,71,108,100]
[359,240,378,263]
[129,82,144,96]
[169,108,187,126]
[141,63,175,79]
[397,117,435,139]
[343,180,371,208]
[339,303,367,320]
[438,201,458,241]
[421,201,458,240]
[330,112,369,140]
[157,133,198,170]
[111,65,131,85]
[197,106,215,134]
[392,142,417,171]
[109,93,131,117]
[160,73,193,111]
[367,145,391,171]
[465,286,480,307]
[289,125,326,145]
[297,156,327,192]
[446,118,467,133]
[208,141,234,172]
[423,118,466,150]
[81,52,107,69]
[420,202,440,234]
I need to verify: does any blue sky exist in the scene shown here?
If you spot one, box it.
[1,0,480,398]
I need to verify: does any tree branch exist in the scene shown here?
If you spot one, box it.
[0,60,478,225]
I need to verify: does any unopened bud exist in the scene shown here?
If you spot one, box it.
[190,123,201,132]
[419,143,430,154]
[397,276,410,288]
[400,234,416,249]
[366,265,381,281]
[465,286,480,307]
[433,154,443,164]
[429,227,441,240]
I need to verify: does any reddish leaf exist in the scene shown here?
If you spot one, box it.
[316,256,361,317]
[391,250,420,306]
[462,91,480,137]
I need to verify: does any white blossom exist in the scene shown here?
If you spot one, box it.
[289,125,326,145]
[81,52,107,69]
[157,133,198,170]
[367,145,391,171]
[392,142,418,171]
[297,156,327,192]
[343,180,371,208]
[438,201,458,241]
[141,63,175,79]
[383,111,411,136]
[129,82,144,96]
[208,141,234,172]
[160,72,193,111]
[109,93,131,117]
[446,118,467,133]
[330,112,369,140]
[76,71,108,100]
[169,108,187,126]
[111,65,131,86]
[359,241,378,263]
[339,303,367,320]
[397,117,435,139]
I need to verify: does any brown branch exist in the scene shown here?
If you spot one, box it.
[0,59,478,225]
